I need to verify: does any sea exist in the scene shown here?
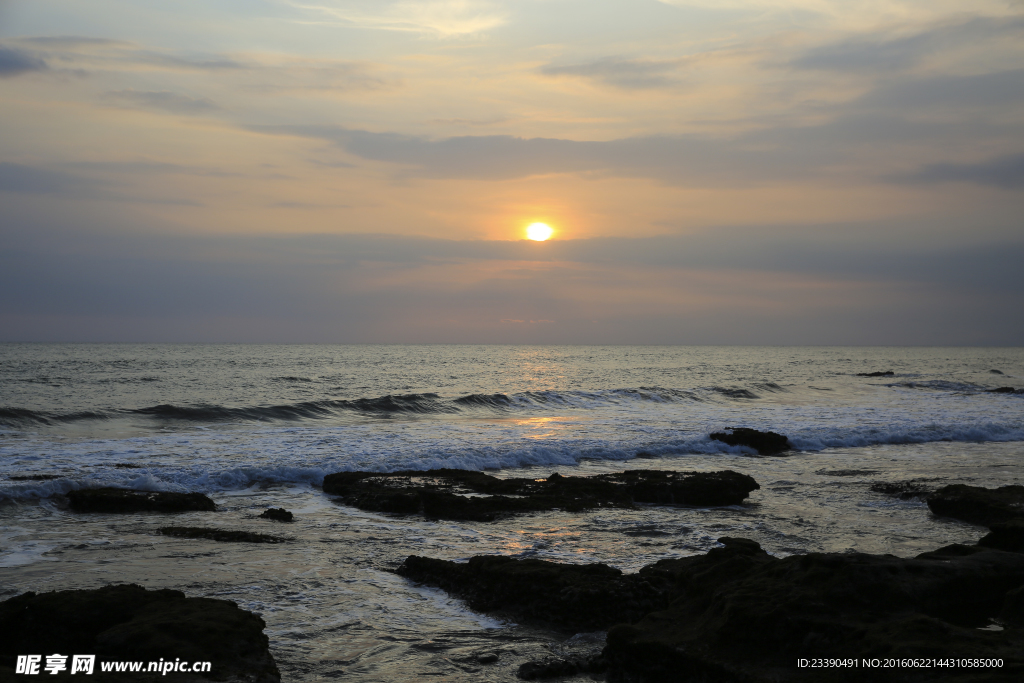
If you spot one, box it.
[1,344,1022,681]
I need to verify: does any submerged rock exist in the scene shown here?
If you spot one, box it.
[259,507,294,522]
[709,427,791,455]
[856,370,895,377]
[67,487,216,513]
[517,657,602,680]
[0,584,279,682]
[870,480,933,500]
[159,526,289,544]
[402,538,1024,682]
[927,484,1024,526]
[323,468,759,521]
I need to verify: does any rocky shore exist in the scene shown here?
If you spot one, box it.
[398,482,1024,682]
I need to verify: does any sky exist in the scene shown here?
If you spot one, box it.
[1,0,1022,344]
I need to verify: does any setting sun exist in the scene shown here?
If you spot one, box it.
[526,223,554,241]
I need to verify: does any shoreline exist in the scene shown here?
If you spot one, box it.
[3,441,1023,680]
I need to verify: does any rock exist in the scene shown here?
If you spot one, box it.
[67,488,216,513]
[605,539,1024,682]
[159,527,289,544]
[476,652,499,664]
[404,538,1024,682]
[978,520,1024,553]
[990,369,1005,375]
[0,584,279,682]
[709,428,791,455]
[870,480,933,500]
[396,554,662,631]
[323,468,758,521]
[856,370,895,377]
[988,387,1019,394]
[926,484,1024,526]
[1002,585,1024,625]
[259,508,294,522]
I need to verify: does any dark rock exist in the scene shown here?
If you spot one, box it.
[9,474,60,481]
[870,480,933,500]
[607,539,1024,682]
[0,584,279,682]
[476,652,499,664]
[259,507,293,522]
[1002,585,1024,625]
[323,468,758,522]
[709,428,791,455]
[990,369,1005,374]
[159,527,289,544]
[405,538,1024,682]
[67,487,216,513]
[979,520,1024,553]
[927,484,1024,526]
[397,554,662,631]
[988,387,1019,394]
[856,370,895,377]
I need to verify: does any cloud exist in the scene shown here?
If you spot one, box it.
[893,154,1024,189]
[130,52,245,72]
[540,56,685,89]
[790,15,1024,72]
[0,46,48,77]
[103,89,221,115]
[255,118,1008,186]
[0,163,102,195]
[250,124,745,182]
[860,69,1024,108]
[285,0,507,37]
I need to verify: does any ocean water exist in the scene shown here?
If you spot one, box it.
[1,344,1022,680]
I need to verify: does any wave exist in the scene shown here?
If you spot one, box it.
[0,386,728,427]
[889,380,1022,395]
[3,420,1022,502]
[3,379,1015,430]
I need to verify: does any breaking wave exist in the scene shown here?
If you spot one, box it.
[0,386,750,427]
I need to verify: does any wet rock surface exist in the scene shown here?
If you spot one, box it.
[323,468,759,522]
[258,507,293,522]
[401,537,1024,682]
[709,428,792,455]
[978,520,1024,553]
[397,554,662,631]
[927,484,1024,526]
[0,584,279,682]
[159,526,290,544]
[66,488,216,513]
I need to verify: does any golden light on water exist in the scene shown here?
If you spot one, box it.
[526,223,554,241]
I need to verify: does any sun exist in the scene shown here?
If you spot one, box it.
[526,222,554,241]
